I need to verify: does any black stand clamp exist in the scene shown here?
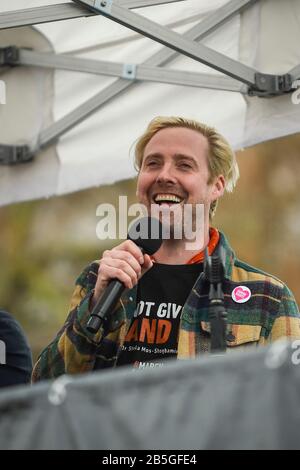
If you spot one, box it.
[204,246,227,354]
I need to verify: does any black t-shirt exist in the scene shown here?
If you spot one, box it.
[0,310,33,388]
[117,262,202,369]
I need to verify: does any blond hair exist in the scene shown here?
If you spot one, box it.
[134,116,239,218]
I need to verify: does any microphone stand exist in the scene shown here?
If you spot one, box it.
[204,246,227,354]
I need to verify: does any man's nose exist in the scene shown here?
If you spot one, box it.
[156,163,176,184]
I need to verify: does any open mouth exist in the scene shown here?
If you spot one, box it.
[152,193,184,205]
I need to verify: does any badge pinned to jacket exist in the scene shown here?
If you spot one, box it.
[232,286,251,303]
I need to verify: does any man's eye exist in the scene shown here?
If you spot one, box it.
[179,163,192,170]
[146,160,159,167]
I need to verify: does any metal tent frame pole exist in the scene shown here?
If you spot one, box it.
[75,0,295,98]
[12,48,244,93]
[0,0,185,29]
[74,0,258,87]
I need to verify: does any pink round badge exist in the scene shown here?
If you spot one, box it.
[232,286,251,303]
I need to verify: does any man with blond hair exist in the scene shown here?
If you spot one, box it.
[32,116,300,380]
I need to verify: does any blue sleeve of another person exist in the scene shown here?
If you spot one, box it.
[0,310,33,388]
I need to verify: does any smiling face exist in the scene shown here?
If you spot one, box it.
[136,126,225,239]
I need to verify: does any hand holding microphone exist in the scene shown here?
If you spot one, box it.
[90,240,152,309]
[87,217,163,334]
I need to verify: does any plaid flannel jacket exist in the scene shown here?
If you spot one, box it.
[32,231,300,381]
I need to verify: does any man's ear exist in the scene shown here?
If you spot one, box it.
[211,175,225,201]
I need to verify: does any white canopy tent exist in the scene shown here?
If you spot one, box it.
[0,0,300,206]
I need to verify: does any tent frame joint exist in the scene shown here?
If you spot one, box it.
[94,0,113,14]
[0,46,20,66]
[249,72,293,97]
[0,144,34,165]
[122,63,137,79]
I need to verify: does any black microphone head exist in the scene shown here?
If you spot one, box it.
[127,217,163,255]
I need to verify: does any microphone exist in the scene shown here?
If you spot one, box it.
[86,217,163,334]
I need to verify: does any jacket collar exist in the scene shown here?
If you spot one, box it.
[218,231,235,280]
